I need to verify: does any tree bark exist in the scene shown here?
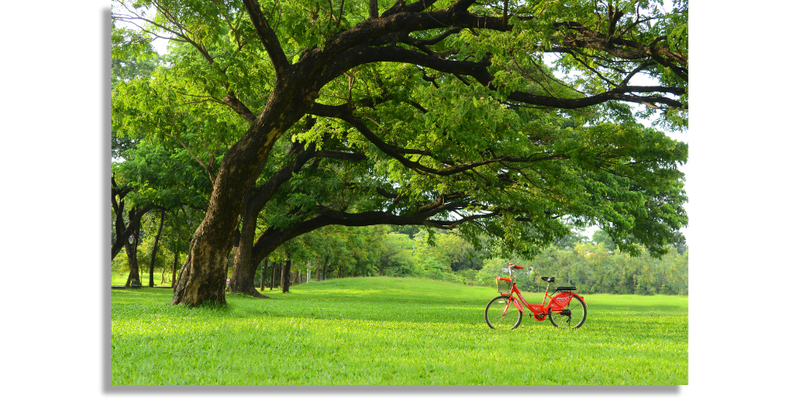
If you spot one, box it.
[281,260,292,293]
[279,262,285,290]
[228,200,269,298]
[271,261,278,290]
[123,229,140,287]
[148,210,166,287]
[319,257,328,281]
[171,250,179,288]
[260,259,266,291]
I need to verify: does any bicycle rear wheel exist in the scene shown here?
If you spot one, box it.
[548,295,586,329]
[485,296,522,330]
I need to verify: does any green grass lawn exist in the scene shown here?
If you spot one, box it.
[112,271,173,287]
[111,277,687,385]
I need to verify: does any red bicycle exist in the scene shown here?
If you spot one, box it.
[485,263,587,330]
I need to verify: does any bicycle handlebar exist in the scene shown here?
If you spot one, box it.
[507,263,525,278]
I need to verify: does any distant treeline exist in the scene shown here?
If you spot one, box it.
[387,229,688,296]
[473,243,688,296]
[114,222,687,295]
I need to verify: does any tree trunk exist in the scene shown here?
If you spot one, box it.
[317,256,328,282]
[281,260,292,293]
[228,203,270,298]
[271,262,278,290]
[279,262,284,290]
[148,210,166,287]
[170,211,242,306]
[379,256,389,277]
[260,259,266,291]
[171,250,179,288]
[124,230,140,287]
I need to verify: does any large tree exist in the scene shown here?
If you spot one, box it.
[112,0,688,306]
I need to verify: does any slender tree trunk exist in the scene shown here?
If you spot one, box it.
[148,210,166,287]
[281,260,292,293]
[260,259,267,291]
[279,262,285,290]
[317,256,328,282]
[124,230,140,287]
[171,250,179,288]
[379,256,389,277]
[271,262,278,290]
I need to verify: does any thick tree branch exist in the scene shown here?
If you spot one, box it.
[401,28,462,46]
[248,141,367,215]
[249,192,497,263]
[331,45,683,111]
[242,0,290,77]
[222,92,257,123]
[305,0,484,75]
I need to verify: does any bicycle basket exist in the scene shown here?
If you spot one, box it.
[496,277,512,295]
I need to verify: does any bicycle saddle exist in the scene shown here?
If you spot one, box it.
[541,277,555,282]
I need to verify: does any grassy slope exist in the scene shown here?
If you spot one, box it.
[111,277,687,385]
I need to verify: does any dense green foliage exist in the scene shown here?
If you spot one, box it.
[112,277,687,384]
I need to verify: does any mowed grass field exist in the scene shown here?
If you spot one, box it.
[111,277,687,385]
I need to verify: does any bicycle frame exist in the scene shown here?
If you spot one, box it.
[497,275,585,321]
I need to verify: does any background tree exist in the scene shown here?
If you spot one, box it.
[592,229,617,252]
[377,229,416,276]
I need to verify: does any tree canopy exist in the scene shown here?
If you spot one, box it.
[111,0,688,306]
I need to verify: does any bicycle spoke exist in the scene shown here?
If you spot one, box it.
[485,296,522,330]
[548,295,586,329]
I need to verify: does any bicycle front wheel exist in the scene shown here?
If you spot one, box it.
[485,296,522,330]
[548,295,587,329]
